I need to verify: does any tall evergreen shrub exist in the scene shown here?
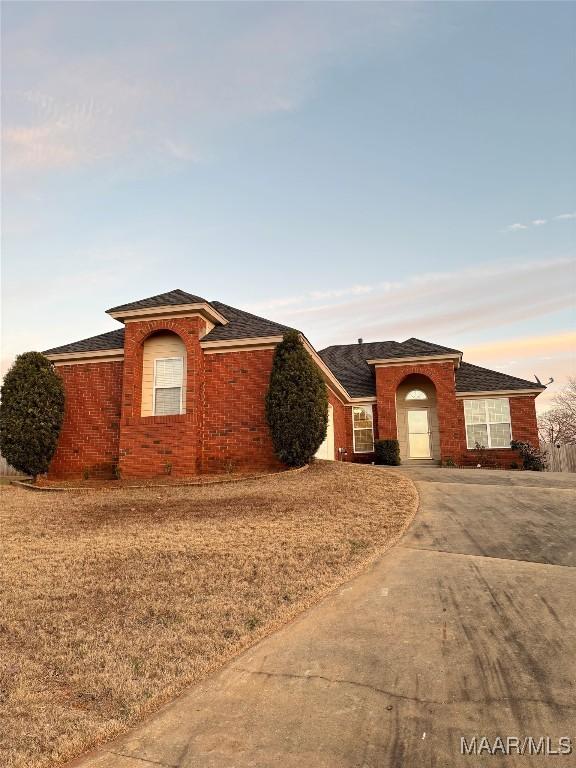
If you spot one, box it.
[265,331,328,467]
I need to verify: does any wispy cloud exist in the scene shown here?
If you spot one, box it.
[505,211,576,231]
[2,3,418,175]
[248,257,576,349]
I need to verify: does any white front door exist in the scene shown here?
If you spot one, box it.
[407,409,431,458]
[315,404,334,460]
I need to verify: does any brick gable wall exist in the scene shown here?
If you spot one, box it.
[375,361,463,460]
[118,317,205,478]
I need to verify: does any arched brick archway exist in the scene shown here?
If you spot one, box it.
[395,373,440,462]
[374,361,465,464]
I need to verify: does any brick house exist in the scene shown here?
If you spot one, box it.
[43,289,544,478]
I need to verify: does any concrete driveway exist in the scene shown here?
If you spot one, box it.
[73,468,576,768]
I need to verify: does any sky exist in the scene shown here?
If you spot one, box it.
[2,1,575,410]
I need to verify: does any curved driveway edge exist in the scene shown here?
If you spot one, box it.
[67,468,575,768]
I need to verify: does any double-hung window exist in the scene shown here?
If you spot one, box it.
[352,405,374,453]
[464,398,511,449]
[153,357,183,416]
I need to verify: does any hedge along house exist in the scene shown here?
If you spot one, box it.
[43,289,544,479]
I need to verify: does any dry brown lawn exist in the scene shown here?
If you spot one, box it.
[0,461,417,768]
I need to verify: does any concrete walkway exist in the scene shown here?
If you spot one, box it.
[72,469,576,768]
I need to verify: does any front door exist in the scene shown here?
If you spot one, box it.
[407,409,431,458]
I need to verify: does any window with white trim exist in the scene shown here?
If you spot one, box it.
[352,405,374,453]
[406,389,427,400]
[464,398,511,449]
[153,357,184,416]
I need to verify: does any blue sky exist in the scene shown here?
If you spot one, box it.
[2,1,575,408]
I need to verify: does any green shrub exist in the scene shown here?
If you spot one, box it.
[0,352,65,477]
[443,457,456,468]
[374,439,401,466]
[510,440,547,471]
[265,331,328,467]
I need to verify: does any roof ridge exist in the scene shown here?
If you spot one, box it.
[210,300,293,330]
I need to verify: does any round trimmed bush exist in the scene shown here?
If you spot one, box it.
[375,439,401,466]
[0,352,65,477]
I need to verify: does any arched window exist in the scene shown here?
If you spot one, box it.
[141,332,186,416]
[406,389,427,401]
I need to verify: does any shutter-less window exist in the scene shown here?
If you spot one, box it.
[154,358,183,415]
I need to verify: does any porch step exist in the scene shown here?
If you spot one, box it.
[401,459,441,467]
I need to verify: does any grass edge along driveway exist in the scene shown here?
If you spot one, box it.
[0,461,417,768]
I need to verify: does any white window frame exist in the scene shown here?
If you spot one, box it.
[352,404,375,453]
[153,357,184,416]
[406,389,428,401]
[464,397,513,449]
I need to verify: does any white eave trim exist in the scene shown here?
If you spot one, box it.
[367,353,462,367]
[45,348,125,365]
[201,335,284,352]
[456,388,545,397]
[107,302,229,326]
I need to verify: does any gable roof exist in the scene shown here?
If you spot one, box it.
[43,328,125,356]
[318,338,462,398]
[455,362,543,393]
[42,293,543,399]
[43,300,293,355]
[106,289,208,313]
[318,338,541,398]
[203,301,294,341]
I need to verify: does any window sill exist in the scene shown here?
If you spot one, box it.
[465,446,512,451]
[138,413,187,424]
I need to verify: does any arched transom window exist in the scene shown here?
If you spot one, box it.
[406,389,427,401]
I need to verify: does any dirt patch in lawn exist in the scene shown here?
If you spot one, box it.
[0,461,417,768]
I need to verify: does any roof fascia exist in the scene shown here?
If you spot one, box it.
[367,353,462,367]
[456,388,544,397]
[107,302,229,326]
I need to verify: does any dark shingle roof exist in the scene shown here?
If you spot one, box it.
[43,328,125,355]
[318,338,462,398]
[203,301,294,341]
[455,362,542,393]
[107,289,207,313]
[43,299,294,355]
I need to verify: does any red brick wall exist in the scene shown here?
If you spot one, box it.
[48,361,122,479]
[327,390,348,462]
[373,362,539,468]
[118,317,205,478]
[458,395,540,468]
[202,349,282,473]
[375,362,463,461]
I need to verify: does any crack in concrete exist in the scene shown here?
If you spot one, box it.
[233,666,576,711]
[398,545,576,570]
[109,750,179,768]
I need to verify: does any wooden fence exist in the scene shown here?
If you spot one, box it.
[540,442,576,473]
[0,453,25,477]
